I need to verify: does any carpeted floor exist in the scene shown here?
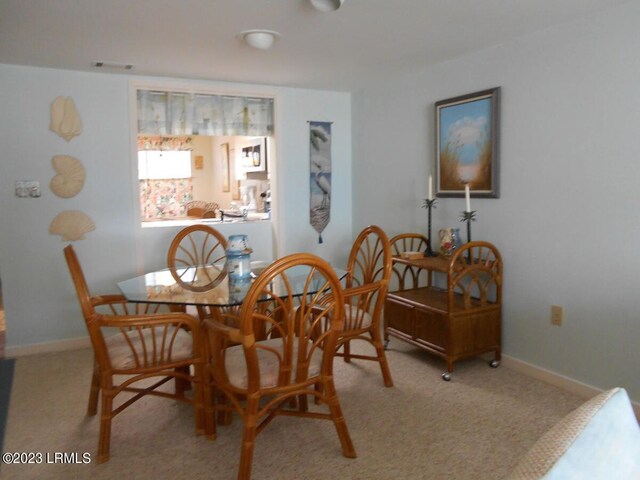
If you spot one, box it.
[1,341,585,480]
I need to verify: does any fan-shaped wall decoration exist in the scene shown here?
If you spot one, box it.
[50,155,85,198]
[50,96,82,142]
[49,210,95,241]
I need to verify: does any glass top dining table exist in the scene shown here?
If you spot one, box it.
[117,263,347,309]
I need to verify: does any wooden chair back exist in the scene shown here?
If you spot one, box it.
[344,225,392,325]
[345,225,392,289]
[338,225,394,387]
[64,244,95,321]
[204,252,355,479]
[167,225,227,292]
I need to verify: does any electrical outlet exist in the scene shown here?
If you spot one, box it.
[551,305,564,326]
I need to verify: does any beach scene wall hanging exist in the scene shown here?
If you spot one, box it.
[309,121,332,244]
[435,87,500,198]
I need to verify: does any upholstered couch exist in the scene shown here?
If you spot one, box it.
[506,387,640,479]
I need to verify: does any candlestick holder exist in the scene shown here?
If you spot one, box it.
[422,198,438,256]
[460,210,476,263]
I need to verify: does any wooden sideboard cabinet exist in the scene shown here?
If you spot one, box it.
[384,241,502,380]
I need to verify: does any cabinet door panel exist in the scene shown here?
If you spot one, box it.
[414,308,447,352]
[384,299,414,337]
[450,311,501,355]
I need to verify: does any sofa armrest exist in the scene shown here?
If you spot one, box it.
[506,387,640,479]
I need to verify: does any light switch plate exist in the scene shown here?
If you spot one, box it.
[15,180,41,198]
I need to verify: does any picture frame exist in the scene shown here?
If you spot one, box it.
[194,155,204,170]
[220,143,230,192]
[241,137,268,173]
[435,87,500,198]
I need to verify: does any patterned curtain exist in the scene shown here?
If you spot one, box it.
[137,136,193,151]
[139,178,193,220]
[137,90,274,136]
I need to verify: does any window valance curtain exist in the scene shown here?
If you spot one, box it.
[137,90,274,137]
[137,136,193,151]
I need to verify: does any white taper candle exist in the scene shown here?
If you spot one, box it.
[428,175,433,201]
[465,184,471,212]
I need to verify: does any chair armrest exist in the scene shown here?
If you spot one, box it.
[91,294,170,315]
[91,294,128,306]
[97,312,201,332]
[342,282,383,299]
[204,318,243,344]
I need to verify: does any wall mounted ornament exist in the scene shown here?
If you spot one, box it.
[50,96,82,141]
[50,155,85,198]
[309,121,332,244]
[49,210,95,241]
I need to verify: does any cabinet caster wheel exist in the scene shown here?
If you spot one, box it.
[489,360,500,368]
[441,372,451,381]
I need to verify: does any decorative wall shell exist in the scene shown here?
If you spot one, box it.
[50,155,85,198]
[49,210,95,241]
[50,96,82,142]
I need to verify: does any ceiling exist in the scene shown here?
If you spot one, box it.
[0,0,631,91]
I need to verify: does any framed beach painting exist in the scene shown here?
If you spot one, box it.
[435,87,500,198]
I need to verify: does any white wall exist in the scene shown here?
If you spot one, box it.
[352,2,640,401]
[0,66,352,351]
[274,88,353,265]
[190,135,215,203]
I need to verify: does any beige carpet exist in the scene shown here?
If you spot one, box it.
[1,341,584,480]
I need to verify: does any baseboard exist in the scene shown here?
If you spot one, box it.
[5,336,90,358]
[502,354,640,420]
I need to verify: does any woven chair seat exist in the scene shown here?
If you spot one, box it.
[223,337,322,389]
[343,304,373,330]
[105,327,194,370]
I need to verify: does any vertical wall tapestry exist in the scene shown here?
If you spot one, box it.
[309,121,332,244]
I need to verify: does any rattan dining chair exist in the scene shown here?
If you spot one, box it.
[167,224,228,292]
[167,224,229,323]
[338,225,394,387]
[204,253,356,480]
[64,245,212,463]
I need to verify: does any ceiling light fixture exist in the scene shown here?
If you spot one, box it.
[239,29,281,50]
[310,0,345,12]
